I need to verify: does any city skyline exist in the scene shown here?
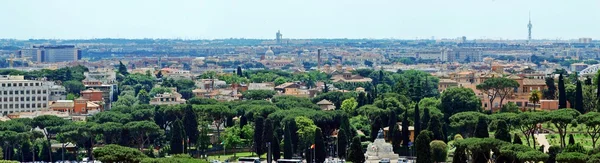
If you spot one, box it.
[1,0,599,40]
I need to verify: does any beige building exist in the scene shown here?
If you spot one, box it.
[150,92,186,105]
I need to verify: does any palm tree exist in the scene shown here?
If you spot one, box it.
[529,90,541,111]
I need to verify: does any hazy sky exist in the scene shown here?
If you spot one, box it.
[1,0,599,40]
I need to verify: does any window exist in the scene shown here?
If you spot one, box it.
[24,83,28,87]
[43,90,46,94]
[42,97,46,100]
[18,83,22,87]
[26,90,29,94]
[20,90,24,94]
[20,97,24,101]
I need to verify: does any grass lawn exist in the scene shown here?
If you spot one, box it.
[546,133,598,149]
[207,152,267,162]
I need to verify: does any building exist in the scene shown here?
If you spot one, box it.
[316,99,336,110]
[150,92,186,105]
[0,75,50,115]
[442,48,483,62]
[330,72,373,83]
[579,38,592,44]
[438,79,459,92]
[46,81,66,101]
[17,45,81,63]
[274,82,310,97]
[247,83,275,91]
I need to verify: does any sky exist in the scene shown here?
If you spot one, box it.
[0,0,599,40]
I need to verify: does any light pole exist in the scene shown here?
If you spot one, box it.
[267,142,272,163]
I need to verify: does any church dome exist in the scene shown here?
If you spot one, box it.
[265,48,275,56]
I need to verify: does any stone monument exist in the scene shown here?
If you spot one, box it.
[364,128,399,162]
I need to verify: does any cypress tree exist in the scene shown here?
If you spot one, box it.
[494,120,511,142]
[370,117,381,142]
[569,134,575,145]
[347,137,365,163]
[240,116,248,128]
[421,107,430,132]
[262,119,274,160]
[237,66,243,76]
[558,74,567,108]
[392,125,402,151]
[287,120,299,154]
[387,111,397,140]
[170,119,185,154]
[183,105,199,149]
[414,103,421,139]
[314,128,326,163]
[475,118,489,138]
[340,116,352,142]
[402,112,410,147]
[357,92,367,108]
[272,133,281,160]
[452,147,468,163]
[428,115,444,141]
[226,116,234,127]
[283,127,293,159]
[415,130,433,163]
[585,77,592,85]
[39,141,51,162]
[20,141,33,162]
[337,128,348,159]
[513,133,523,144]
[305,147,313,163]
[575,80,584,113]
[254,117,265,156]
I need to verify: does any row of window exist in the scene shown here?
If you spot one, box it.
[0,103,47,109]
[0,96,47,102]
[1,90,47,95]
[1,82,42,87]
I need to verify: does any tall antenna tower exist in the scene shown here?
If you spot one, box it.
[528,12,533,44]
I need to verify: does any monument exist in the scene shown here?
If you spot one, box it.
[364,128,399,162]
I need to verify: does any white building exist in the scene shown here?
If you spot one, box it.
[0,75,50,115]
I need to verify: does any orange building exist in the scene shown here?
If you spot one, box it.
[81,88,104,101]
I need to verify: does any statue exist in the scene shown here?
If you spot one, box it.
[376,128,384,139]
[364,128,399,162]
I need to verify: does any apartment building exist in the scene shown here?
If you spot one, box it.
[0,75,50,115]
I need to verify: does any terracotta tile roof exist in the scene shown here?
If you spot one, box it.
[523,79,546,86]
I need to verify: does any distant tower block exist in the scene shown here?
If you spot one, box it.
[276,30,283,44]
[317,49,322,70]
[527,12,533,44]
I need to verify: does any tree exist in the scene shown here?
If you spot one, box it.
[578,112,600,148]
[126,121,162,150]
[583,85,598,113]
[544,77,557,99]
[237,66,243,76]
[440,87,481,136]
[387,111,398,140]
[414,103,421,139]
[196,104,235,138]
[272,133,281,160]
[118,61,129,76]
[295,116,317,153]
[169,119,185,154]
[314,128,326,163]
[341,98,358,116]
[529,90,541,111]
[513,133,523,144]
[515,111,546,148]
[450,112,487,137]
[262,118,274,160]
[402,111,410,147]
[477,77,520,110]
[182,105,199,150]
[94,144,146,163]
[547,108,580,147]
[222,127,243,156]
[500,102,520,113]
[475,117,489,138]
[421,107,431,132]
[416,130,433,163]
[495,120,511,142]
[556,152,587,163]
[428,115,444,141]
[558,74,567,108]
[569,134,575,145]
[347,136,365,163]
[575,80,584,113]
[137,89,151,104]
[392,125,402,151]
[337,128,348,159]
[283,127,293,159]
[100,122,123,144]
[63,80,85,95]
[155,70,162,79]
[430,140,448,163]
[253,116,265,156]
[357,92,368,108]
